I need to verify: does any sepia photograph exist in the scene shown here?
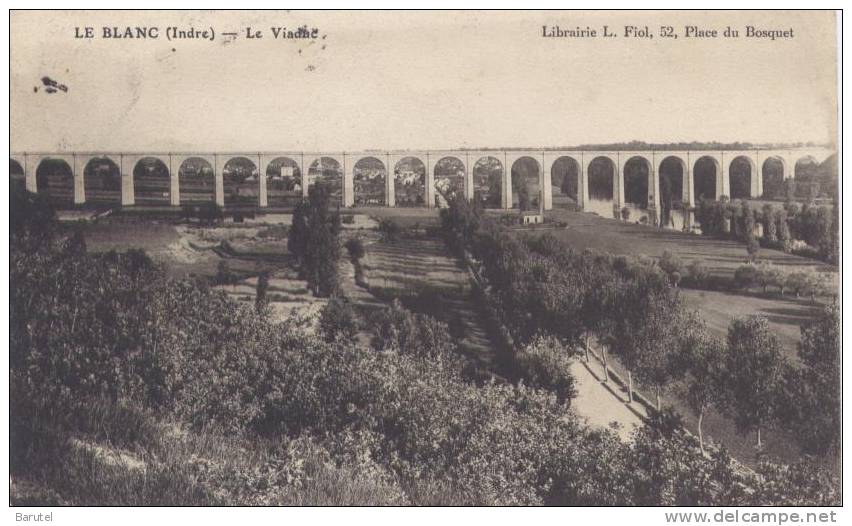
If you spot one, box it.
[6,7,842,514]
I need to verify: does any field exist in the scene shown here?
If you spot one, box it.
[544,207,832,277]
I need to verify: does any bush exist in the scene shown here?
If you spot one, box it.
[514,336,577,404]
[686,259,710,287]
[659,250,684,284]
[733,264,759,289]
[345,237,365,261]
[215,260,239,285]
[377,218,402,243]
[198,202,224,225]
[746,236,761,262]
[318,295,359,343]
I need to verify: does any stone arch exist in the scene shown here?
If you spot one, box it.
[623,156,651,208]
[178,157,215,204]
[36,158,74,203]
[693,156,719,201]
[307,157,343,205]
[511,156,541,211]
[761,156,786,199]
[83,156,122,204]
[587,156,615,201]
[729,156,754,200]
[266,157,302,207]
[223,157,259,206]
[473,156,504,209]
[393,157,425,207]
[10,159,25,192]
[434,156,466,207]
[658,156,686,226]
[550,156,580,208]
[353,157,386,206]
[133,157,171,205]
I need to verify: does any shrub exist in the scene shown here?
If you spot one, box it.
[746,236,761,262]
[377,218,402,243]
[733,264,759,290]
[686,259,710,287]
[514,335,577,404]
[215,260,239,285]
[659,250,684,281]
[318,295,359,343]
[345,237,365,261]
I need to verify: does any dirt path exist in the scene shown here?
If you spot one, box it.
[570,360,645,441]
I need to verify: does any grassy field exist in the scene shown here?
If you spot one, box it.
[545,207,832,278]
[679,289,821,360]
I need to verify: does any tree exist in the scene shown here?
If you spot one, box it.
[288,201,309,265]
[255,271,270,312]
[290,183,342,297]
[745,236,761,263]
[378,218,402,243]
[516,182,531,211]
[724,316,786,448]
[686,259,709,288]
[776,209,792,252]
[344,237,365,261]
[659,250,684,286]
[786,301,840,455]
[755,263,783,294]
[734,264,758,290]
[761,204,777,243]
[678,324,726,451]
[613,290,686,410]
[784,271,808,297]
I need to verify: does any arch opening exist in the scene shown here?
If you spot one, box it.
[83,157,122,204]
[36,159,74,204]
[550,157,579,209]
[473,156,503,209]
[658,156,685,228]
[729,156,753,200]
[133,157,170,205]
[693,156,718,201]
[353,157,386,206]
[761,157,785,199]
[511,157,541,211]
[178,157,215,204]
[266,157,302,208]
[393,157,425,207]
[794,156,823,200]
[223,157,259,207]
[587,156,615,220]
[623,156,650,208]
[307,157,343,206]
[434,157,465,208]
[10,160,25,193]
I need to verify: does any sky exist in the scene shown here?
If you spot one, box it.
[10,10,839,152]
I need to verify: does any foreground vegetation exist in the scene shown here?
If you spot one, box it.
[441,197,840,458]
[9,187,839,505]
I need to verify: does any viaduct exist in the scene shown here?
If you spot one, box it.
[9,147,836,212]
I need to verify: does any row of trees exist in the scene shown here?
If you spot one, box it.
[440,197,840,457]
[696,199,838,264]
[657,249,834,298]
